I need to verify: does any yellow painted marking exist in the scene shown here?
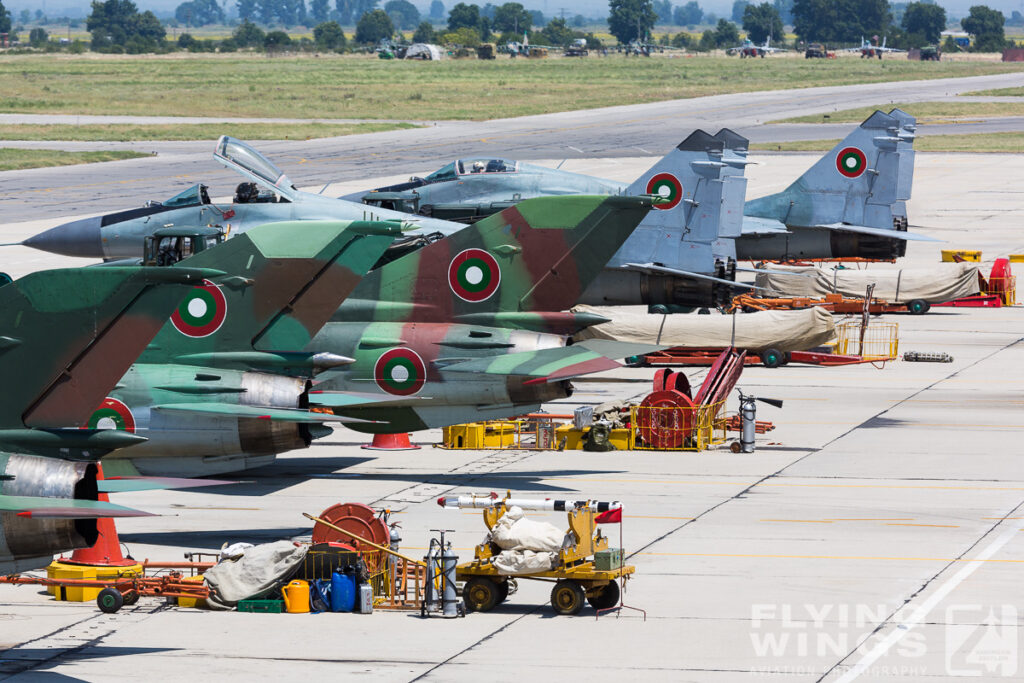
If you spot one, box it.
[639,552,1024,563]
[886,523,961,528]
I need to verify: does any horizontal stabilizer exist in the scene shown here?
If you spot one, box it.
[441,339,664,383]
[815,223,941,242]
[624,263,768,291]
[741,216,790,235]
[151,402,373,424]
[100,476,235,493]
[1,495,153,518]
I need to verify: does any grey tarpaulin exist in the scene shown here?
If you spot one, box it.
[203,540,308,610]
[752,263,980,303]
[573,306,836,353]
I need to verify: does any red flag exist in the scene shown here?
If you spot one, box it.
[595,508,622,524]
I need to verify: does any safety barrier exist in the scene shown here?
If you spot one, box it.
[834,320,899,361]
[988,275,1016,306]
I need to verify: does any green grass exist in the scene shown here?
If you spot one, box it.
[961,86,1024,96]
[0,148,151,171]
[1,53,1022,121]
[750,132,1024,152]
[772,100,1024,124]
[0,122,418,141]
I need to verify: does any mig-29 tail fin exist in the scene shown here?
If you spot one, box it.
[137,220,402,372]
[343,194,655,327]
[743,110,932,255]
[0,266,214,430]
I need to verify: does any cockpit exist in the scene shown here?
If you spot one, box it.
[456,158,518,175]
[146,184,211,209]
[214,135,296,196]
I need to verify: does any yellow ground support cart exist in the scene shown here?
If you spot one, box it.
[447,493,634,616]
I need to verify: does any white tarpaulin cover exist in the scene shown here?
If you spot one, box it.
[486,506,564,575]
[203,540,308,610]
[752,264,980,303]
[573,305,836,353]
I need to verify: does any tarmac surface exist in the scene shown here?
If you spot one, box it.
[0,152,1023,681]
[3,70,1024,222]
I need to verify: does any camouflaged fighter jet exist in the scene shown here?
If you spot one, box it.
[22,134,746,308]
[0,265,215,573]
[303,194,663,433]
[91,219,405,478]
[345,110,934,262]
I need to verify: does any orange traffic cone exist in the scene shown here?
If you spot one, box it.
[65,462,137,568]
[361,432,420,451]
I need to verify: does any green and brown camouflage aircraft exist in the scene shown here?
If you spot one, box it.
[0,265,214,573]
[307,194,662,433]
[92,220,404,478]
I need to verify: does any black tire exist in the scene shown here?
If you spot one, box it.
[908,299,930,315]
[97,588,124,614]
[495,579,510,603]
[122,590,140,606]
[463,577,499,612]
[587,580,620,610]
[550,580,586,616]
[761,348,784,369]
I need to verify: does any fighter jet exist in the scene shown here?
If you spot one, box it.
[346,110,933,262]
[93,219,404,477]
[22,134,750,308]
[304,194,664,433]
[843,36,906,59]
[0,264,212,573]
[726,36,786,58]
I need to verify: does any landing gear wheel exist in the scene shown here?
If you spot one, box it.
[463,577,499,612]
[761,347,784,369]
[97,588,124,614]
[587,580,620,610]
[122,590,140,606]
[550,580,586,616]
[908,299,930,315]
[495,579,510,604]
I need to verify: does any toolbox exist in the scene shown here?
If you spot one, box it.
[594,548,623,571]
[237,599,284,613]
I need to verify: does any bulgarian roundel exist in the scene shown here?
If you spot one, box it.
[84,397,136,433]
[374,348,427,396]
[171,279,227,338]
[448,248,500,302]
[835,147,867,178]
[645,172,684,210]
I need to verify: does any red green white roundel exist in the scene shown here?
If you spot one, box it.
[836,147,867,178]
[84,397,136,433]
[375,348,427,396]
[646,172,684,210]
[171,279,227,338]
[448,248,500,302]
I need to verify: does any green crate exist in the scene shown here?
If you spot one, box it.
[237,599,284,613]
[594,548,623,571]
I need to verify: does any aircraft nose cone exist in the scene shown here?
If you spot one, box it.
[22,216,104,258]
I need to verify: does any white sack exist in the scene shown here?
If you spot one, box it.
[573,305,836,353]
[203,540,308,610]
[488,506,566,552]
[493,549,558,575]
[752,264,980,303]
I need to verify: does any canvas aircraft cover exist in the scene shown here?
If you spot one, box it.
[404,43,443,60]
[573,305,836,353]
[752,263,980,303]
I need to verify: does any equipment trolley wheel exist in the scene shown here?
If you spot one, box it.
[97,588,124,614]
[122,590,140,606]
[550,580,586,615]
[586,580,620,610]
[464,577,500,612]
[908,299,930,315]
[495,578,510,603]
[761,348,784,368]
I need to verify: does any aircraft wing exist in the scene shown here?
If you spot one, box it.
[815,223,941,242]
[306,391,428,408]
[151,403,374,423]
[439,339,664,383]
[741,216,791,235]
[624,263,769,291]
[99,477,235,493]
[0,495,153,518]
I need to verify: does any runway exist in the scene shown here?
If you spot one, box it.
[3,70,1024,223]
[0,152,1022,681]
